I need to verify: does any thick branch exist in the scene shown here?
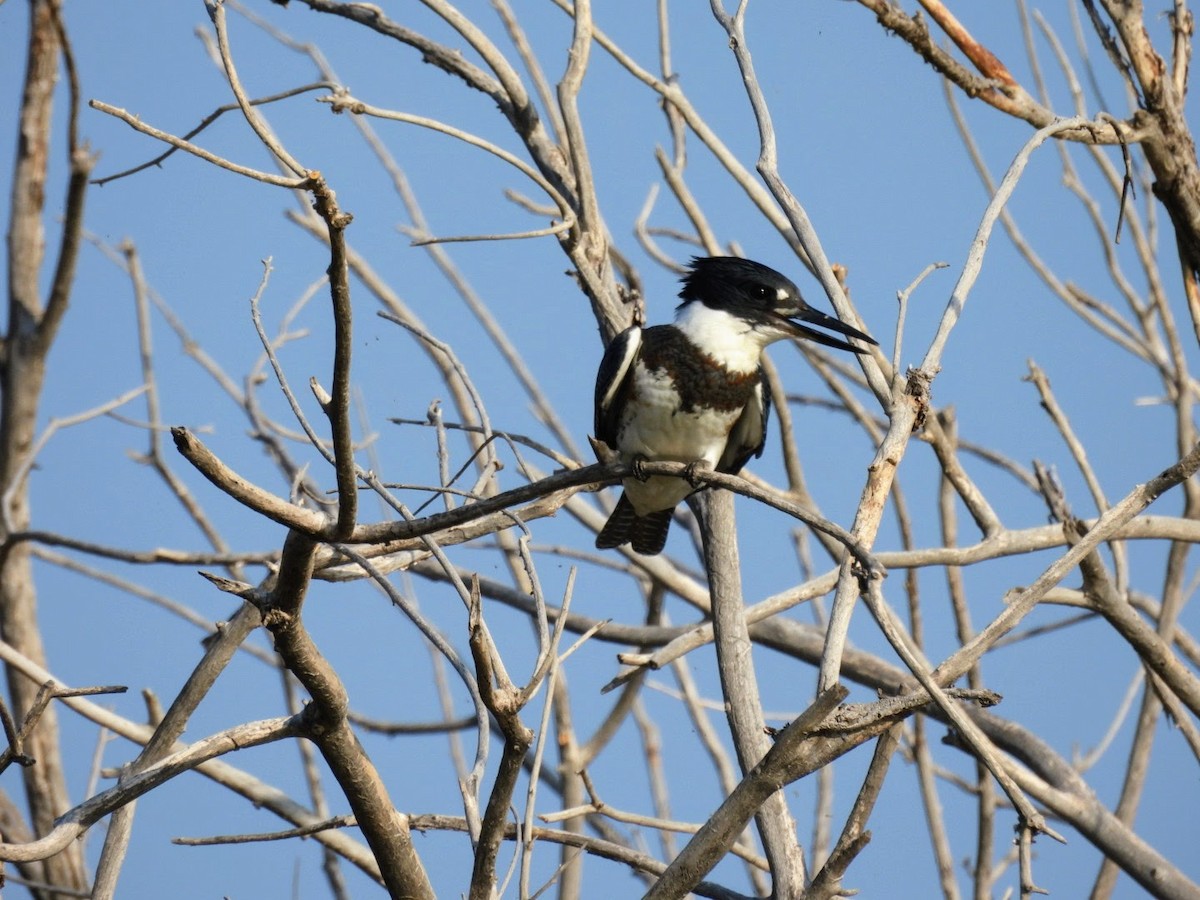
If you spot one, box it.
[691,490,805,896]
[254,531,434,899]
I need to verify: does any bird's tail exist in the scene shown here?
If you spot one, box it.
[595,493,672,556]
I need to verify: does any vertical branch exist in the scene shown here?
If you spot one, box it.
[669,651,770,895]
[817,376,925,693]
[208,0,358,537]
[937,410,993,900]
[805,724,903,898]
[0,2,92,894]
[38,4,89,351]
[554,0,631,346]
[690,490,806,897]
[468,577,534,900]
[557,0,600,251]
[122,241,237,570]
[310,177,358,538]
[518,573,581,898]
[282,671,351,900]
[548,679,586,898]
[894,459,960,900]
[261,530,435,899]
[1092,251,1200,896]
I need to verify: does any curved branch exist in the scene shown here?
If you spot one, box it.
[320,95,575,223]
[0,713,303,863]
[88,100,307,188]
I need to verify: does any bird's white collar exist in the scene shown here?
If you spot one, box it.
[673,302,773,374]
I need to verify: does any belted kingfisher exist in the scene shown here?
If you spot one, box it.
[593,256,876,555]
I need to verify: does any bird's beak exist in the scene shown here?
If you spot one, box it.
[775,305,877,354]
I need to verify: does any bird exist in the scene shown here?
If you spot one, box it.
[592,256,876,555]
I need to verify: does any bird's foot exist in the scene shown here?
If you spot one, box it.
[683,459,712,489]
[631,454,651,482]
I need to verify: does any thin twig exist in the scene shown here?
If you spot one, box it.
[88,100,306,188]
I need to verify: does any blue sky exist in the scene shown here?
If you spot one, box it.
[2,1,1198,897]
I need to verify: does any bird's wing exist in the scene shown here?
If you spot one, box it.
[594,325,643,449]
[718,368,770,475]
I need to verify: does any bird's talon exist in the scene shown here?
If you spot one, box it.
[683,460,710,489]
[631,455,650,482]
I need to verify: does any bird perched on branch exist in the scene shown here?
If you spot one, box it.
[593,256,876,555]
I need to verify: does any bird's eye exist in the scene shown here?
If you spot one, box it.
[750,284,772,300]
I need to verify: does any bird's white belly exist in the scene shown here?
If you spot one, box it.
[617,369,738,515]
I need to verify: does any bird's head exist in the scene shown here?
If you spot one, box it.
[678,256,876,354]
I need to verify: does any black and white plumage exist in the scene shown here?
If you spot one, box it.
[593,256,876,555]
